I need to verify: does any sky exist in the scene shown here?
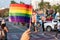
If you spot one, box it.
[44,0,60,5]
[0,0,31,8]
[0,0,60,8]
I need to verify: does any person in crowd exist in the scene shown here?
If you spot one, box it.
[20,29,31,40]
[1,19,5,25]
[37,9,45,24]
[52,10,57,19]
[0,28,5,40]
[36,9,43,32]
[55,11,60,38]
[37,9,46,32]
[31,10,37,32]
[41,16,46,32]
[0,21,1,25]
[43,5,49,16]
[27,23,30,28]
[46,15,53,21]
[55,22,59,40]
[48,7,54,15]
[55,11,60,19]
[1,19,8,40]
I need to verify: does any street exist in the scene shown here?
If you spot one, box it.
[6,21,60,40]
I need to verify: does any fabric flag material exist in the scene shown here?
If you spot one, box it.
[9,4,32,23]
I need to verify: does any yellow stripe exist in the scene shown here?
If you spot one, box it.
[9,10,32,15]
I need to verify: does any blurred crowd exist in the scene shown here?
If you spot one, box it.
[32,7,60,24]
[30,7,60,33]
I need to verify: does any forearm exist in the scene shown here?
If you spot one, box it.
[4,27,8,32]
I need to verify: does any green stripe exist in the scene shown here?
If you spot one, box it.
[9,13,32,17]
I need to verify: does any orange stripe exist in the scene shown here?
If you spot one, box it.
[10,7,32,11]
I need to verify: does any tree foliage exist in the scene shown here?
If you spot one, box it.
[20,1,24,4]
[38,2,50,9]
[57,5,60,13]
[52,5,59,11]
[11,0,17,4]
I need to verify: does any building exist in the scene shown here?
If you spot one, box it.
[0,8,9,17]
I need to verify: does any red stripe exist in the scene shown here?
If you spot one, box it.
[10,4,32,9]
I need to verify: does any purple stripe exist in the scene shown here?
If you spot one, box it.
[9,16,30,23]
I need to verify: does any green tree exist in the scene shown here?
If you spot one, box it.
[52,5,59,11]
[58,5,60,13]
[45,2,51,9]
[20,1,24,4]
[38,2,50,9]
[58,5,60,17]
[38,2,43,9]
[11,0,17,4]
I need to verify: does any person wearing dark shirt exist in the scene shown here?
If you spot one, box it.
[46,15,53,21]
[42,20,45,32]
[1,24,8,40]
[1,19,8,40]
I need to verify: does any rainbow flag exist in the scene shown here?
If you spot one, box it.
[9,4,32,23]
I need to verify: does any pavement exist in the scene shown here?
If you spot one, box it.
[6,21,60,40]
